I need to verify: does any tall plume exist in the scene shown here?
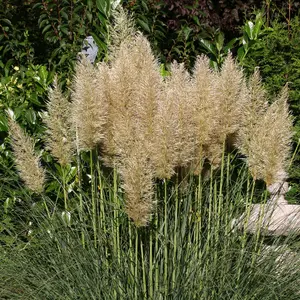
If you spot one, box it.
[152,62,195,178]
[108,7,136,59]
[103,31,160,223]
[71,57,108,151]
[236,69,268,159]
[243,85,293,185]
[105,33,160,163]
[206,54,245,168]
[120,143,154,226]
[190,55,216,173]
[7,114,45,193]
[44,77,74,166]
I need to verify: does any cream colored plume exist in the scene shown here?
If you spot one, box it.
[236,69,268,158]
[120,143,154,226]
[108,6,136,59]
[190,55,216,173]
[206,54,246,168]
[71,57,108,151]
[105,33,160,163]
[152,62,195,178]
[44,77,74,165]
[243,85,293,185]
[8,114,45,193]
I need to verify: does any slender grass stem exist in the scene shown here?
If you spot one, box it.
[96,156,106,234]
[149,213,153,299]
[128,220,134,285]
[172,174,179,290]
[113,167,120,265]
[75,128,85,247]
[141,237,147,299]
[289,138,300,169]
[197,171,202,236]
[42,194,51,219]
[90,150,97,248]
[163,179,168,297]
[154,192,159,296]
[61,166,68,211]
[236,177,256,284]
[135,228,139,300]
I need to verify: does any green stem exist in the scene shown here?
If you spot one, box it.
[96,156,106,233]
[135,228,138,300]
[129,221,134,290]
[164,179,168,298]
[172,174,179,290]
[289,138,300,169]
[90,150,97,248]
[141,237,147,299]
[154,193,159,296]
[75,127,85,247]
[42,194,51,219]
[205,167,214,256]
[62,166,68,211]
[113,167,120,264]
[149,216,153,299]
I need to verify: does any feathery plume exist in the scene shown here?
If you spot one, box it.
[120,144,155,226]
[206,54,245,168]
[244,85,293,185]
[244,68,268,124]
[44,77,74,166]
[152,62,195,178]
[7,114,45,193]
[190,55,216,173]
[106,33,160,163]
[71,57,108,151]
[236,68,268,157]
[108,7,136,59]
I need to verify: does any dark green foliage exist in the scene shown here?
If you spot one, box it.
[124,1,300,69]
[0,0,110,79]
[0,0,111,237]
[0,1,37,76]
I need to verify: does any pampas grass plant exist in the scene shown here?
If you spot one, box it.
[2,7,299,300]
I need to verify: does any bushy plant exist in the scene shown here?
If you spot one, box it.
[1,9,298,299]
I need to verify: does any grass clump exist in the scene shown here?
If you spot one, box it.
[1,7,299,300]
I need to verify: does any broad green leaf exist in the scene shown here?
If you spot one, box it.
[25,109,37,124]
[0,19,12,26]
[141,1,149,11]
[42,24,52,35]
[245,21,254,40]
[96,0,110,17]
[183,26,192,40]
[199,38,217,57]
[38,66,49,86]
[60,11,68,20]
[137,19,151,33]
[215,32,225,52]
[237,47,245,61]
[224,38,237,53]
